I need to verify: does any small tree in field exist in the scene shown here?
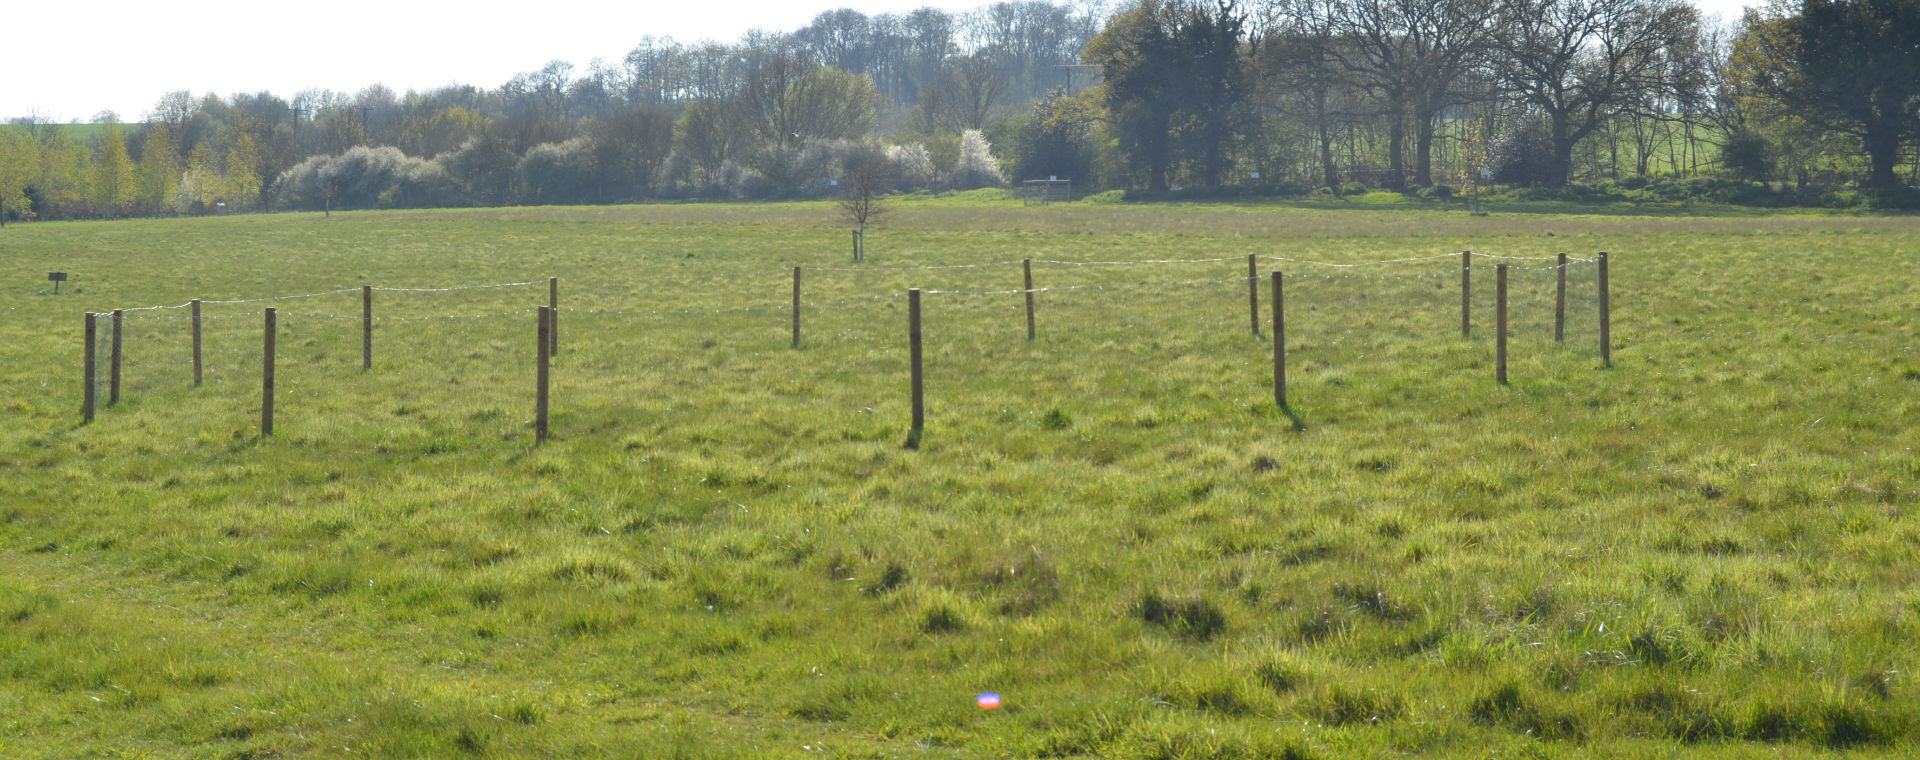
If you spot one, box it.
[837,148,890,262]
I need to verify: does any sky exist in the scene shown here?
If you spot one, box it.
[6,0,1760,124]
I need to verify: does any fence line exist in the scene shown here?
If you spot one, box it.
[1029,256,1244,267]
[88,254,1596,317]
[94,280,544,314]
[806,260,1025,272]
[104,261,1593,322]
[923,275,1255,297]
[76,252,1613,442]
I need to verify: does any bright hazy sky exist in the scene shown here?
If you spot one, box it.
[7,0,1759,124]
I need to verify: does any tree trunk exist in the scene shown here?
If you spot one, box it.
[1147,110,1172,191]
[1549,114,1574,188]
[1607,119,1619,178]
[1386,113,1406,190]
[1864,120,1904,189]
[1319,122,1338,190]
[1203,120,1226,188]
[1413,108,1436,187]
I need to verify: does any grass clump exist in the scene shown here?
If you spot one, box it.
[1308,683,1404,726]
[1133,590,1227,642]
[1469,681,1584,740]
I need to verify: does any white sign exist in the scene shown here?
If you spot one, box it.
[1250,172,1261,180]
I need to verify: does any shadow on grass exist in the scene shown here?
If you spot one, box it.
[1280,403,1308,433]
[1253,401,1308,432]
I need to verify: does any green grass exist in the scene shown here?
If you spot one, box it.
[2,200,1918,758]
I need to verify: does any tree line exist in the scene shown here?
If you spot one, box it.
[2,0,1915,224]
[1072,0,1917,197]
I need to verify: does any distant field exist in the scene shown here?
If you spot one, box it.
[1,122,109,143]
[2,198,1917,758]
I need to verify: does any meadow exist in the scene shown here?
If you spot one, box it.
[1,196,1917,758]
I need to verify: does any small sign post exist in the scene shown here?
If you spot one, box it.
[48,272,67,294]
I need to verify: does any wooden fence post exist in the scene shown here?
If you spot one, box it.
[109,308,126,405]
[83,313,97,423]
[262,308,276,437]
[536,306,551,444]
[1248,253,1261,338]
[792,267,802,349]
[1554,253,1567,343]
[191,299,203,386]
[1598,252,1611,367]
[908,288,923,446]
[1024,259,1036,341]
[1460,251,1472,338]
[1273,272,1286,409]
[852,230,861,263]
[548,277,559,356]
[110,309,123,406]
[1497,264,1508,386]
[362,285,373,370]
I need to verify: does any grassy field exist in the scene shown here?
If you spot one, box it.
[2,197,1917,758]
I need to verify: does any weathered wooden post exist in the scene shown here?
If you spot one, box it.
[1024,259,1036,341]
[1554,253,1567,343]
[548,277,559,356]
[83,313,97,423]
[110,309,123,406]
[536,306,551,444]
[908,288,924,446]
[191,299,203,386]
[1273,272,1286,409]
[1497,264,1508,386]
[792,267,802,349]
[1460,251,1472,338]
[1248,254,1261,338]
[262,308,276,437]
[1598,252,1611,367]
[362,285,373,370]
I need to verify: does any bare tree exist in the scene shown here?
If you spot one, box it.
[1257,3,1364,190]
[588,105,676,200]
[913,53,1010,132]
[1307,0,1506,189]
[947,55,1011,131]
[676,99,747,189]
[1494,0,1698,186]
[837,149,891,262]
[739,53,880,153]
